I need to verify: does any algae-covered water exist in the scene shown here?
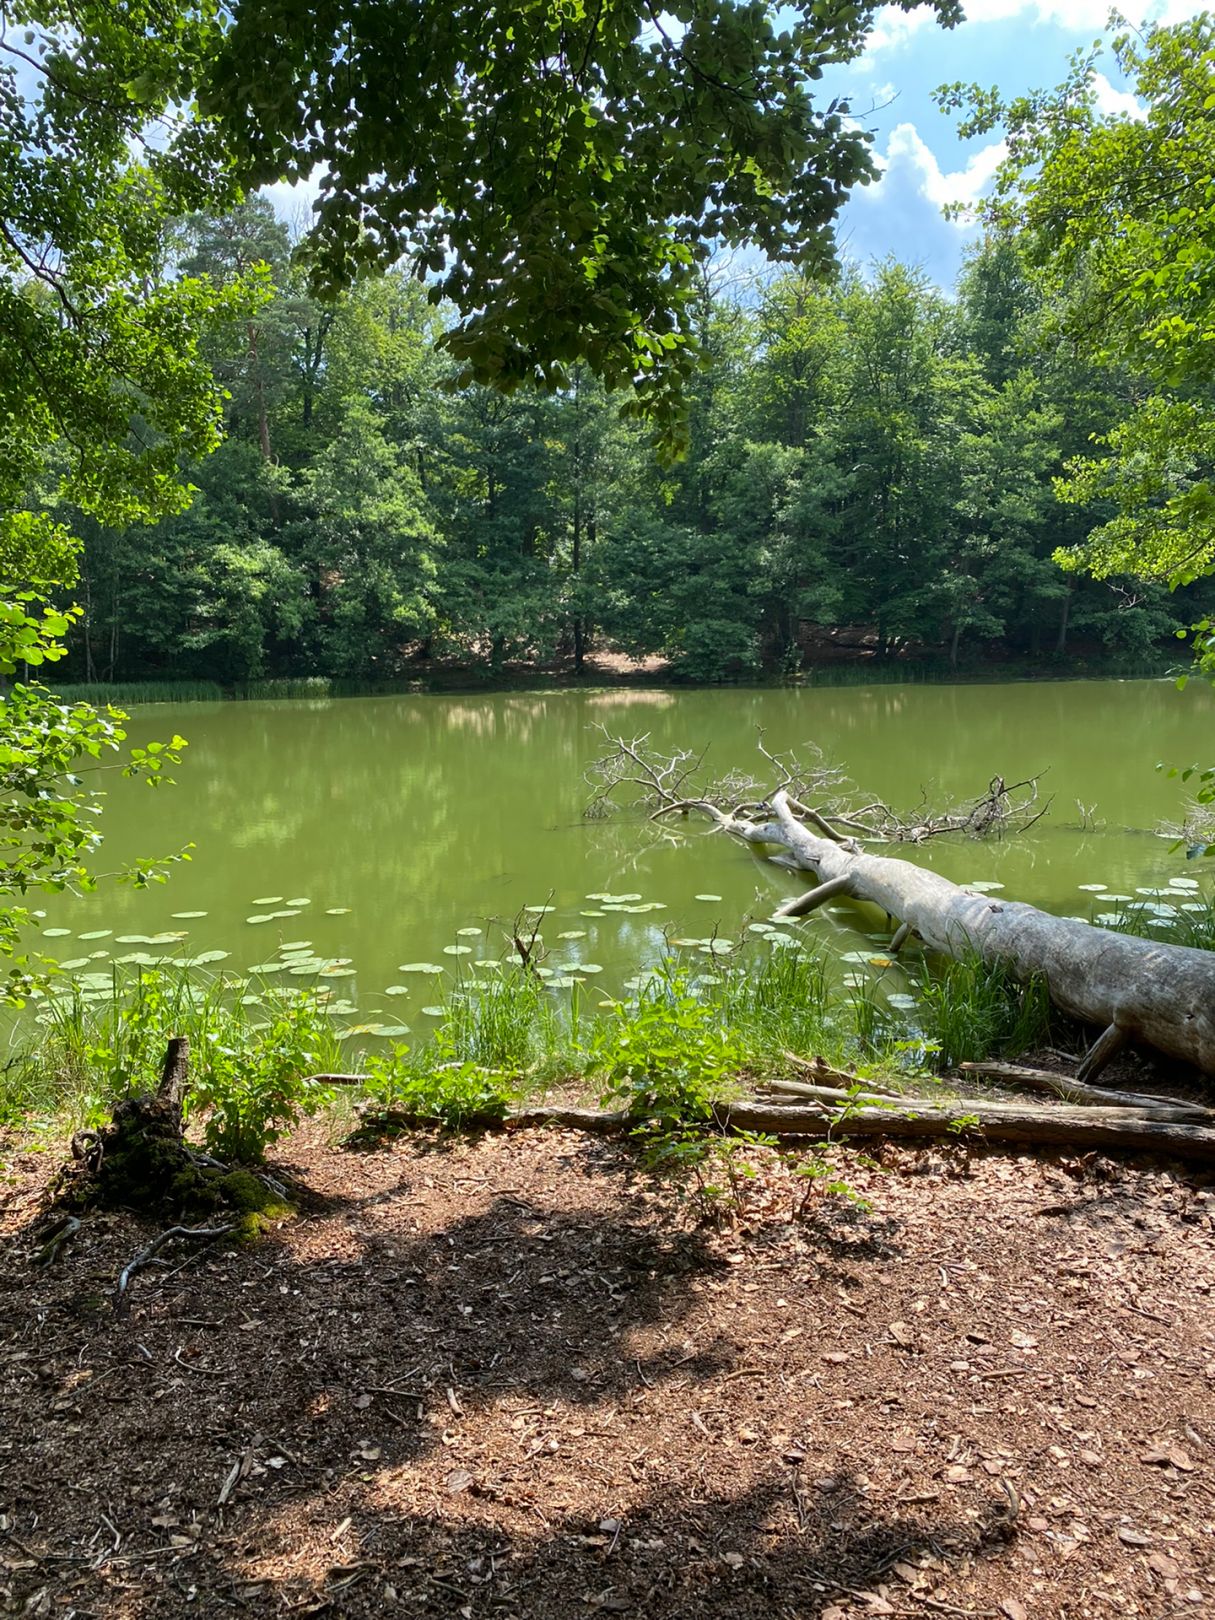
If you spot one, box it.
[25,679,1215,1025]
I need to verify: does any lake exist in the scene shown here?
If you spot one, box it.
[25,678,1215,1029]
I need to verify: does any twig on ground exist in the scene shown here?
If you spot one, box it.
[113,1224,236,1312]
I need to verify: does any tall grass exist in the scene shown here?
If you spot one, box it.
[47,679,225,706]
[1101,893,1215,952]
[0,938,1062,1139]
[912,955,1053,1069]
[0,968,345,1132]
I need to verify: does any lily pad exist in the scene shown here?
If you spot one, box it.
[420,1005,445,1017]
[172,910,208,919]
[115,952,158,966]
[1077,883,1108,892]
[474,958,502,969]
[57,957,91,971]
[365,1023,411,1038]
[248,961,289,974]
[443,944,473,956]
[886,992,919,1010]
[78,930,112,940]
[88,951,110,960]
[524,904,555,915]
[558,930,587,940]
[575,963,603,974]
[252,896,284,905]
[325,906,352,915]
[246,914,275,925]
[384,984,411,995]
[42,928,72,938]
[966,881,1004,893]
[287,897,311,907]
[694,893,723,903]
[147,931,189,944]
[1168,877,1200,891]
[323,999,358,1016]
[580,910,606,918]
[319,964,357,978]
[398,962,443,974]
[278,941,313,953]
[456,926,483,937]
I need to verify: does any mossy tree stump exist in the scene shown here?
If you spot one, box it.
[69,1037,295,1236]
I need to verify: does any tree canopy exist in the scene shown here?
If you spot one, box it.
[199,0,962,444]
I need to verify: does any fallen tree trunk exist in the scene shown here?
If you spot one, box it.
[708,790,1215,1079]
[505,1101,1215,1161]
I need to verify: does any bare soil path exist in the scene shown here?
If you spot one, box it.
[2,1126,1213,1619]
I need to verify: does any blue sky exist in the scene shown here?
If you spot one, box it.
[831,0,1205,287]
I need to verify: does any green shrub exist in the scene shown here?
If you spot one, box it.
[363,1046,516,1128]
[592,965,745,1129]
[189,993,338,1161]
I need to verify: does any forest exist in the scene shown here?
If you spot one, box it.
[62,213,1215,686]
[4,5,1215,1619]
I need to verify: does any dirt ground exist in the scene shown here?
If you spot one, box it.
[1,1123,1213,1620]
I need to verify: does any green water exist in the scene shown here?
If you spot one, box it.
[26,679,1215,1021]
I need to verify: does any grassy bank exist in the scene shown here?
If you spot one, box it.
[0,943,1058,1156]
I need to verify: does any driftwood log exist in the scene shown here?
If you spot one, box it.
[722,789,1215,1080]
[505,1102,1215,1160]
[590,734,1215,1081]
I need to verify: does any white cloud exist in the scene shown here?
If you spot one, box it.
[864,0,1208,55]
[1090,71,1144,120]
[866,121,1007,218]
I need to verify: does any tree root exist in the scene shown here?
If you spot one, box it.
[113,1223,236,1313]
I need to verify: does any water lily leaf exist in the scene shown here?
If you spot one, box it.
[748,922,775,934]
[269,909,301,919]
[42,928,72,938]
[287,897,311,907]
[585,892,612,901]
[580,910,606,918]
[57,957,90,970]
[546,975,578,988]
[191,950,230,964]
[1168,877,1200,890]
[252,896,284,905]
[475,958,502,969]
[278,941,313,952]
[557,930,587,940]
[88,951,109,960]
[172,911,208,919]
[365,1023,410,1038]
[115,952,158,966]
[456,926,483,936]
[319,965,357,978]
[323,999,358,1016]
[443,944,472,955]
[886,992,918,1010]
[325,906,352,915]
[1077,883,1108,892]
[576,963,603,973]
[246,914,275,925]
[398,962,443,974]
[289,961,324,975]
[966,881,1004,892]
[384,984,410,995]
[247,961,289,973]
[524,904,555,914]
[147,931,189,944]
[694,893,723,902]
[420,1005,445,1017]
[78,930,112,940]
[240,994,264,1007]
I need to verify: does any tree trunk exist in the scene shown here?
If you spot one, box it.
[500,1101,1215,1161]
[724,790,1215,1078]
